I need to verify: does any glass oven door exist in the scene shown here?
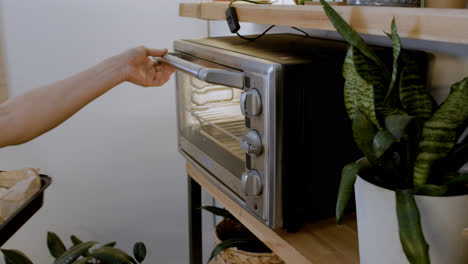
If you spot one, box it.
[160,53,247,199]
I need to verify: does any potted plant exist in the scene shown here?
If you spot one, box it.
[201,206,284,264]
[319,0,468,263]
[1,231,147,264]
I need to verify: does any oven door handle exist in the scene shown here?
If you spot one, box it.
[154,53,244,89]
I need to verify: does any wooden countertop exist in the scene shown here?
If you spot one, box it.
[180,2,468,45]
[187,162,359,264]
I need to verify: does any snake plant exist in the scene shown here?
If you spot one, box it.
[319,0,468,263]
[1,232,147,264]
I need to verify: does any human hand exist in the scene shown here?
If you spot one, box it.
[120,46,176,87]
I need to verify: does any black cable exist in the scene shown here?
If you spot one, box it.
[236,25,276,41]
[229,0,276,41]
[229,0,273,7]
[291,26,310,37]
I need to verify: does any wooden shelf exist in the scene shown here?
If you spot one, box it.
[187,162,359,264]
[179,2,468,45]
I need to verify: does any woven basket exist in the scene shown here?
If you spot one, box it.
[212,219,285,264]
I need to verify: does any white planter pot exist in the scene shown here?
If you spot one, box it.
[355,176,468,264]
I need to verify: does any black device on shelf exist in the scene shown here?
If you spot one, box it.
[0,175,52,246]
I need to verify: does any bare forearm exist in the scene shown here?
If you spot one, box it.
[0,55,126,147]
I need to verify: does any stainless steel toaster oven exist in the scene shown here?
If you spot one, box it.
[163,34,360,231]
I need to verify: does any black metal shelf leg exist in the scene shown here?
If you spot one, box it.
[188,176,202,264]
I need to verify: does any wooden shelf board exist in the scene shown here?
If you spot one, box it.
[180,2,468,45]
[187,162,359,264]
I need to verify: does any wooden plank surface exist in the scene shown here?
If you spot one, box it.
[180,2,468,45]
[187,162,359,264]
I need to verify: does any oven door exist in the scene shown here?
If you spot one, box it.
[159,53,247,200]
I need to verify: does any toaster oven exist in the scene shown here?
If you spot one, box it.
[163,34,360,231]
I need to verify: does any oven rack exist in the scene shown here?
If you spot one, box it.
[186,102,245,159]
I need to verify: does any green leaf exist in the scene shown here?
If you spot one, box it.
[48,232,67,259]
[319,0,388,76]
[207,239,251,263]
[353,48,389,124]
[102,242,117,248]
[201,206,234,219]
[343,47,360,121]
[71,257,92,264]
[414,184,448,196]
[439,143,468,174]
[70,236,90,257]
[1,249,33,264]
[414,77,468,186]
[133,242,146,263]
[384,115,416,140]
[336,163,365,225]
[384,18,403,109]
[396,189,430,264]
[343,46,385,130]
[373,130,397,159]
[446,173,468,185]
[70,235,83,246]
[54,242,97,264]
[444,173,468,195]
[90,247,137,264]
[352,109,379,163]
[399,53,433,119]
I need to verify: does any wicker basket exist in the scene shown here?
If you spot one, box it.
[212,219,285,264]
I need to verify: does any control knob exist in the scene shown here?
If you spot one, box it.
[240,130,262,156]
[241,170,263,196]
[240,89,262,117]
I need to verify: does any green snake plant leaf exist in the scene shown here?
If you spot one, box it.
[352,109,379,163]
[133,242,146,263]
[384,18,402,109]
[201,206,234,219]
[414,184,448,196]
[437,143,468,174]
[320,0,388,77]
[70,236,90,257]
[343,47,383,129]
[373,130,397,159]
[90,247,137,264]
[384,115,416,140]
[71,257,92,264]
[396,189,430,264]
[207,239,251,263]
[399,53,434,120]
[446,173,468,186]
[48,232,67,259]
[444,173,468,195]
[414,77,468,186]
[54,242,97,264]
[336,162,366,225]
[1,249,33,264]
[102,242,117,248]
[70,235,83,246]
[353,46,389,122]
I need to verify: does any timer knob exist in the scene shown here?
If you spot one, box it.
[241,170,263,197]
[240,89,262,117]
[240,130,262,156]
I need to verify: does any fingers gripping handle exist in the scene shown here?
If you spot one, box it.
[154,53,244,89]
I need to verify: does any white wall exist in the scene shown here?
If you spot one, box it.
[0,0,206,263]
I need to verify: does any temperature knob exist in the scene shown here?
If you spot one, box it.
[240,89,262,117]
[241,170,263,196]
[240,130,262,156]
